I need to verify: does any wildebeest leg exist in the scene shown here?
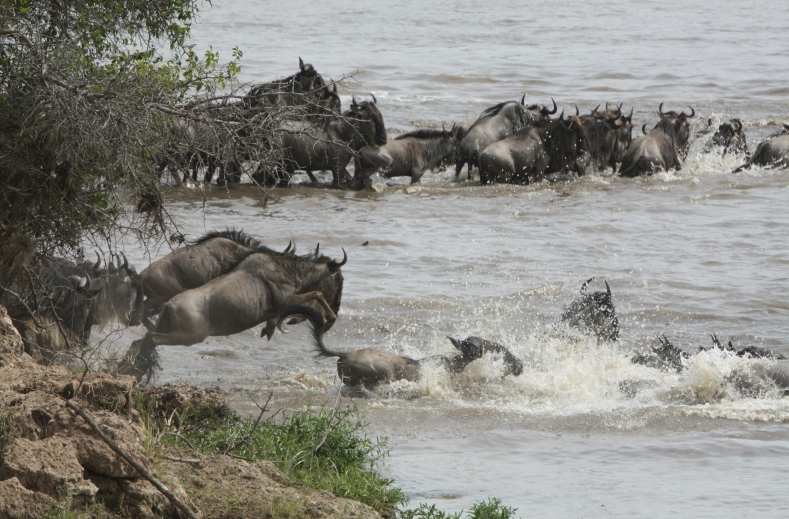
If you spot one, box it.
[117,334,160,383]
[305,170,319,183]
[260,318,278,340]
[287,291,337,322]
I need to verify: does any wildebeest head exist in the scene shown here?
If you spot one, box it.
[560,278,619,342]
[631,335,689,373]
[107,254,144,327]
[608,108,634,163]
[525,97,558,126]
[711,119,748,156]
[311,249,346,332]
[315,82,341,115]
[539,112,589,173]
[446,336,524,376]
[348,96,387,146]
[296,57,324,92]
[656,102,695,156]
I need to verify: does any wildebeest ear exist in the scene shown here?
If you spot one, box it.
[351,96,358,108]
[332,82,337,94]
[520,94,525,106]
[580,277,594,295]
[299,57,304,71]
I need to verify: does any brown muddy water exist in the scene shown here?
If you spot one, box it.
[108,0,789,516]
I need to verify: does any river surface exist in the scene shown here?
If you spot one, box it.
[118,1,789,516]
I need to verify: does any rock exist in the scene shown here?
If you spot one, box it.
[0,436,98,503]
[0,477,58,519]
[0,306,24,363]
[164,454,382,519]
[137,382,235,426]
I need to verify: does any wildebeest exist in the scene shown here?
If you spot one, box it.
[245,58,327,110]
[630,335,689,373]
[709,119,748,157]
[84,253,144,341]
[455,97,556,181]
[478,113,588,185]
[0,258,103,359]
[618,103,695,178]
[734,124,789,173]
[560,278,619,342]
[576,105,634,173]
[276,305,523,389]
[274,96,387,188]
[352,126,458,189]
[119,245,346,381]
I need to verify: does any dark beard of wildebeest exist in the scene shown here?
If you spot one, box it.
[119,244,346,382]
[559,278,619,342]
[82,253,144,343]
[139,229,305,338]
[709,119,749,157]
[275,305,523,389]
[733,124,789,173]
[454,97,557,181]
[352,125,459,190]
[271,96,387,188]
[618,103,695,178]
[478,112,589,185]
[0,258,103,360]
[575,105,634,173]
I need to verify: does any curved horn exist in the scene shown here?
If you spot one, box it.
[628,107,633,119]
[352,95,358,107]
[684,105,695,118]
[575,105,579,116]
[299,57,305,71]
[605,102,610,110]
[642,123,648,135]
[332,82,337,93]
[121,253,129,270]
[371,93,377,104]
[328,248,348,272]
[93,252,102,271]
[521,94,525,106]
[283,241,293,254]
[558,110,565,121]
[658,102,666,116]
[605,280,611,296]
[442,122,446,133]
[548,97,557,114]
[314,243,320,257]
[592,104,600,114]
[580,277,594,295]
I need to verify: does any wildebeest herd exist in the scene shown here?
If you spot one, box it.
[3,230,789,401]
[159,59,789,189]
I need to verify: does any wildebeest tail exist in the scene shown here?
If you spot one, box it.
[276,305,343,358]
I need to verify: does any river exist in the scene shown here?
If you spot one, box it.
[118,0,789,516]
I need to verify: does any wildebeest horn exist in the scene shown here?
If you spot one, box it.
[605,280,611,296]
[592,104,600,114]
[328,248,347,272]
[283,241,293,254]
[352,96,358,108]
[121,253,128,270]
[558,110,565,121]
[299,57,305,71]
[628,107,633,119]
[521,94,525,106]
[580,277,594,295]
[447,336,462,350]
[658,102,666,116]
[371,93,377,104]
[548,98,557,114]
[93,252,102,270]
[314,243,320,257]
[332,82,337,93]
[683,105,695,118]
[642,123,648,135]
[575,105,579,116]
[733,119,742,131]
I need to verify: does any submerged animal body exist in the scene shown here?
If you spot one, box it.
[734,125,789,173]
[560,278,619,342]
[710,118,748,157]
[278,306,523,389]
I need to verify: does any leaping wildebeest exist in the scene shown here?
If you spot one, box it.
[734,124,789,173]
[352,125,459,189]
[83,253,145,342]
[618,103,695,178]
[245,58,326,109]
[560,278,619,342]
[709,119,748,157]
[455,97,556,181]
[119,246,346,381]
[274,96,387,188]
[277,305,523,389]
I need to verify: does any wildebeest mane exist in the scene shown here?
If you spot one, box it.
[478,101,512,119]
[193,228,266,250]
[394,129,448,140]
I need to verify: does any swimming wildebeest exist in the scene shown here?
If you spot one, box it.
[576,105,634,173]
[274,96,387,188]
[709,119,748,157]
[1,258,103,359]
[455,97,556,181]
[119,246,346,381]
[139,229,303,337]
[618,103,695,178]
[560,278,619,342]
[352,125,458,189]
[734,124,789,173]
[478,112,588,185]
[277,305,523,389]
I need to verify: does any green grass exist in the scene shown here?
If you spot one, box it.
[400,498,518,519]
[137,398,406,515]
